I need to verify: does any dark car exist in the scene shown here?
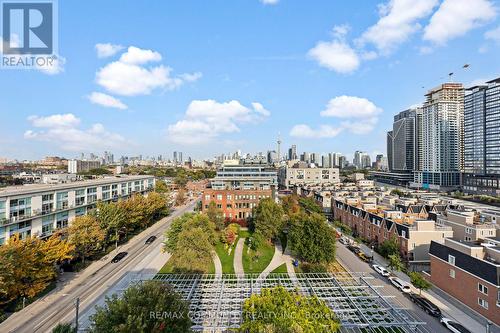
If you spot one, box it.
[409,293,441,317]
[347,245,360,253]
[111,251,128,263]
[145,235,157,245]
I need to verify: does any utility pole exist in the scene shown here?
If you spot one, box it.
[74,297,80,331]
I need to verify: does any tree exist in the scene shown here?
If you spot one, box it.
[288,212,336,264]
[388,254,404,273]
[97,201,128,248]
[154,179,170,194]
[378,237,399,259]
[298,197,323,214]
[206,201,225,231]
[239,286,340,333]
[253,198,284,240]
[175,188,186,206]
[170,228,214,273]
[409,272,432,295]
[68,215,106,264]
[143,192,170,224]
[182,214,217,245]
[52,323,75,333]
[0,234,74,305]
[163,213,195,253]
[89,281,192,333]
[281,195,300,216]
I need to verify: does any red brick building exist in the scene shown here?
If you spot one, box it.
[429,238,500,325]
[202,188,272,220]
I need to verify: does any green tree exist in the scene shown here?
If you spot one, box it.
[288,212,336,264]
[206,201,225,231]
[239,286,340,333]
[409,272,432,295]
[89,281,192,333]
[170,228,214,273]
[154,179,170,194]
[388,254,404,273]
[162,213,195,253]
[281,195,300,216]
[52,323,75,333]
[182,214,217,245]
[253,198,284,240]
[175,188,186,206]
[97,201,128,248]
[68,215,106,264]
[298,197,323,214]
[378,237,399,259]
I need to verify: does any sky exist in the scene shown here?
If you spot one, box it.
[1,0,500,161]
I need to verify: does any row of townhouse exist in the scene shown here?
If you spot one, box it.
[333,199,454,267]
[0,175,155,244]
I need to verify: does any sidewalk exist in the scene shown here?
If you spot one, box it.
[233,238,245,278]
[356,241,499,333]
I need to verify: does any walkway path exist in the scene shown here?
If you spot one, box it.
[234,238,246,277]
[212,251,222,278]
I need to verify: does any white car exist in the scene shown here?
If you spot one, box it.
[388,276,411,293]
[372,264,390,277]
[440,318,472,333]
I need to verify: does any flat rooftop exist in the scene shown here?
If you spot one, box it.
[0,175,154,197]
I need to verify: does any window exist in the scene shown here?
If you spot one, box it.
[478,283,488,295]
[205,195,210,201]
[448,255,455,266]
[216,194,222,200]
[449,269,455,278]
[478,298,488,309]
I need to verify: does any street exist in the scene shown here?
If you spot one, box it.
[335,241,450,333]
[0,199,198,333]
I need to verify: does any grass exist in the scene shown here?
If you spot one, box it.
[242,239,275,274]
[158,257,215,274]
[270,263,288,274]
[238,229,251,238]
[215,240,238,274]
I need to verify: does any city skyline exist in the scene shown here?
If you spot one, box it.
[1,1,500,160]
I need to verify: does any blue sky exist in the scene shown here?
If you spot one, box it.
[1,0,499,161]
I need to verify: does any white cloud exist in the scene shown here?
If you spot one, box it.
[95,43,124,58]
[36,55,66,75]
[88,92,127,110]
[423,0,497,45]
[260,0,279,5]
[167,100,270,145]
[308,37,360,74]
[359,0,438,54]
[290,124,343,138]
[24,114,129,151]
[95,46,201,96]
[320,95,383,119]
[119,46,162,64]
[485,25,500,42]
[290,95,383,138]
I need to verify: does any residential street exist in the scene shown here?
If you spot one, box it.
[335,240,499,333]
[0,199,198,333]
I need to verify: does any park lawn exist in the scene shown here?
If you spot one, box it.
[242,240,275,274]
[158,257,215,274]
[215,239,238,274]
[270,263,288,274]
[238,229,251,238]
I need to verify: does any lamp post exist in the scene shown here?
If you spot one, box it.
[371,245,374,262]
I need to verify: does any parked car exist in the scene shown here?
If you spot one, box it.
[357,251,370,262]
[388,277,411,293]
[339,237,349,245]
[145,235,157,245]
[372,264,390,277]
[440,318,472,333]
[111,252,128,263]
[409,293,441,317]
[347,245,359,253]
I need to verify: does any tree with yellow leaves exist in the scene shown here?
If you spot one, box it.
[0,233,74,305]
[68,215,106,264]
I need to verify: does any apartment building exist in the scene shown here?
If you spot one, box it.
[67,159,101,173]
[413,83,465,190]
[0,175,155,244]
[463,78,500,195]
[429,238,500,325]
[278,161,340,189]
[202,162,277,220]
[333,199,453,265]
[435,209,497,242]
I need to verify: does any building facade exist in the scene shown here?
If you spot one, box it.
[67,159,101,173]
[429,238,500,325]
[413,83,464,189]
[463,78,500,195]
[278,162,340,189]
[390,108,422,172]
[0,175,155,244]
